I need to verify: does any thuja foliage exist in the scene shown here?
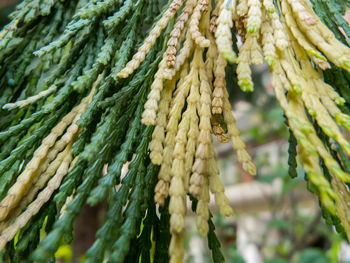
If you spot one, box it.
[0,0,350,262]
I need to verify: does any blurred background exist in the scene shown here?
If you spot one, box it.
[1,1,350,262]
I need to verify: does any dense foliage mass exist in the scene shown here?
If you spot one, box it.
[0,0,349,262]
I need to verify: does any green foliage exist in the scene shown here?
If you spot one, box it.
[287,126,298,179]
[310,0,350,43]
[0,0,176,261]
[153,199,171,263]
[190,196,226,263]
[207,214,226,263]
